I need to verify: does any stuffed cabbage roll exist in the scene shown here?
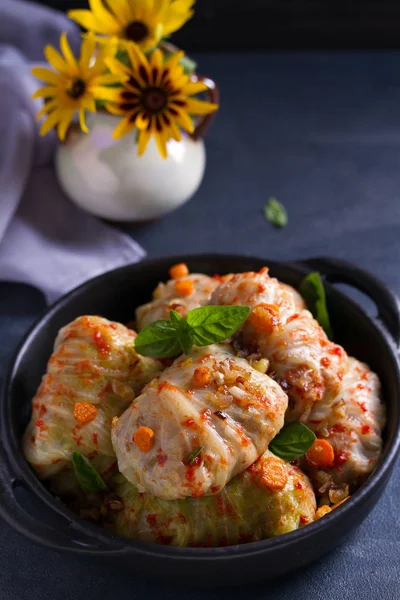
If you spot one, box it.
[305,357,385,492]
[112,344,288,500]
[210,270,348,422]
[23,316,163,478]
[210,269,305,324]
[109,450,316,546]
[136,273,220,330]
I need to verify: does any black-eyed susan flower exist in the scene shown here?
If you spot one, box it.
[32,33,124,141]
[104,44,218,158]
[68,0,195,52]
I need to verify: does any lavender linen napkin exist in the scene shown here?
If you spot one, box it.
[0,0,145,304]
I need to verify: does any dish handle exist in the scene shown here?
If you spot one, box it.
[299,257,400,346]
[0,440,125,555]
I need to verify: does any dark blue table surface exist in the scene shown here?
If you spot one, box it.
[1,52,400,599]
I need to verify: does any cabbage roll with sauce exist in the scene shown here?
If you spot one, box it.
[136,273,220,330]
[112,344,288,500]
[109,450,316,546]
[210,270,348,422]
[305,357,385,492]
[23,316,163,478]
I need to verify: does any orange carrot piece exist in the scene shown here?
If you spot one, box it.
[260,457,289,491]
[306,438,335,468]
[175,280,194,297]
[169,263,189,279]
[193,367,212,388]
[133,426,155,452]
[73,402,98,424]
[248,303,281,334]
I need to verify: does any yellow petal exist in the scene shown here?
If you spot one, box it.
[35,100,57,120]
[154,130,168,159]
[91,86,123,101]
[60,33,78,70]
[169,119,182,142]
[57,111,75,141]
[107,0,133,24]
[105,57,132,77]
[68,10,97,30]
[31,67,59,85]
[180,81,208,96]
[44,45,68,73]
[87,42,117,78]
[164,50,185,70]
[112,116,136,139]
[89,0,119,28]
[31,86,57,100]
[149,49,164,85]
[137,128,151,155]
[79,109,89,133]
[126,43,148,74]
[136,113,149,130]
[169,73,188,90]
[173,109,194,134]
[127,0,159,14]
[39,110,61,136]
[105,103,128,116]
[82,95,96,112]
[163,3,194,37]
[68,10,119,35]
[150,48,163,69]
[92,73,127,85]
[186,98,219,115]
[152,0,170,14]
[79,34,96,70]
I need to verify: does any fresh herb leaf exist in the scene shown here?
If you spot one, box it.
[72,452,108,493]
[187,305,251,346]
[264,197,288,228]
[185,446,204,464]
[170,310,194,355]
[300,272,333,339]
[134,305,250,358]
[269,422,316,461]
[134,319,182,358]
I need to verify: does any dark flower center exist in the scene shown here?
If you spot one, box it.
[142,87,167,113]
[67,79,86,99]
[125,21,149,43]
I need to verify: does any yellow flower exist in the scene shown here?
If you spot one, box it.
[68,0,195,52]
[104,44,218,158]
[32,33,123,141]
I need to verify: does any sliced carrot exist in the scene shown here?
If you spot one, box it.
[175,279,194,297]
[248,303,281,334]
[315,505,332,520]
[260,457,288,491]
[133,426,155,452]
[306,438,335,468]
[169,263,189,279]
[193,366,212,388]
[73,402,98,424]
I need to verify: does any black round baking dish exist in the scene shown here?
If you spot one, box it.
[1,255,400,586]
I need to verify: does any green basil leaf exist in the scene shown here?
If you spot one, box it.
[187,305,251,346]
[269,422,316,461]
[170,310,194,355]
[300,272,333,339]
[264,197,288,228]
[134,319,182,358]
[72,452,108,493]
